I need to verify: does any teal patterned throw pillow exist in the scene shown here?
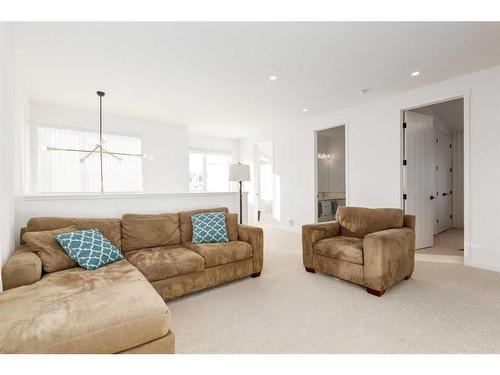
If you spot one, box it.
[191,212,229,244]
[55,229,124,270]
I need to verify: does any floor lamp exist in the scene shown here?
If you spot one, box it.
[229,163,250,224]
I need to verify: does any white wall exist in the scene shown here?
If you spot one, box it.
[188,134,238,161]
[433,116,451,136]
[0,23,16,289]
[29,101,190,194]
[239,66,500,272]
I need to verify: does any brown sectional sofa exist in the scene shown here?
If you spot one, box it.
[0,207,263,353]
[302,206,415,296]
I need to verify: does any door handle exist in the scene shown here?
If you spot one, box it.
[442,193,448,196]
[430,195,435,200]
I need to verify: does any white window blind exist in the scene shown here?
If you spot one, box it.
[189,151,232,192]
[38,125,143,193]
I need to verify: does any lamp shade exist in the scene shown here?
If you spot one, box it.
[229,163,250,182]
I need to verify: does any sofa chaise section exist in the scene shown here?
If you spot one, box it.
[0,207,263,353]
[0,260,173,354]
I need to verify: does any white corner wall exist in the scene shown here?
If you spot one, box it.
[188,134,239,161]
[29,101,190,194]
[0,23,16,289]
[239,66,500,272]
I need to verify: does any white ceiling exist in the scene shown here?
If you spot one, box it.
[14,22,500,139]
[412,98,464,132]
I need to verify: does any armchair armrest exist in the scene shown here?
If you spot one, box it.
[2,247,42,290]
[238,225,264,275]
[363,227,415,292]
[403,214,416,229]
[302,221,340,269]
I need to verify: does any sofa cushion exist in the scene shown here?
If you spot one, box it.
[56,229,124,271]
[179,207,230,243]
[121,213,181,251]
[225,213,239,241]
[126,246,204,282]
[336,207,404,238]
[186,240,253,267]
[0,260,170,353]
[314,236,364,265]
[26,217,122,250]
[192,212,229,244]
[22,225,78,273]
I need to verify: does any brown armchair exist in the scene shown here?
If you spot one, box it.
[302,207,415,296]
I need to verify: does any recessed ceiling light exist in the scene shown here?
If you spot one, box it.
[302,108,309,113]
[411,71,420,77]
[269,75,278,81]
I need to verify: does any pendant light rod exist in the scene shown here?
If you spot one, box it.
[97,91,105,193]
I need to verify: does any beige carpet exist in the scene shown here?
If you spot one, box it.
[168,228,500,354]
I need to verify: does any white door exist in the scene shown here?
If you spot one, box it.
[404,111,435,249]
[434,131,452,234]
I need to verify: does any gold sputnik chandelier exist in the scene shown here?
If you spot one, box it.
[47,91,144,193]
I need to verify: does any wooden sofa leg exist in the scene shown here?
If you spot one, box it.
[305,267,316,273]
[366,287,385,297]
[251,272,261,278]
[404,274,412,280]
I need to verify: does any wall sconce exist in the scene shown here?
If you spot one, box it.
[317,152,332,160]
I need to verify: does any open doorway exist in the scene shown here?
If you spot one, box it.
[402,98,464,263]
[255,141,274,227]
[315,125,346,223]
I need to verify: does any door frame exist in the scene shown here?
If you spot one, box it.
[400,93,470,261]
[313,122,349,223]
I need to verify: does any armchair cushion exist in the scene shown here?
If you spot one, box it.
[314,236,364,265]
[302,221,340,269]
[336,207,403,238]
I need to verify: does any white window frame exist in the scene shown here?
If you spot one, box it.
[188,149,232,193]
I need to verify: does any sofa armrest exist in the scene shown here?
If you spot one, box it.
[363,227,415,292]
[238,225,263,274]
[403,214,416,229]
[302,221,340,269]
[1,247,42,290]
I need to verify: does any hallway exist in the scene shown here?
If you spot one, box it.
[416,229,464,264]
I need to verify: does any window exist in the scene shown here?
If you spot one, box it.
[37,125,143,193]
[189,151,232,192]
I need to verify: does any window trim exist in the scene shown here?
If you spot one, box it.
[188,149,232,193]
